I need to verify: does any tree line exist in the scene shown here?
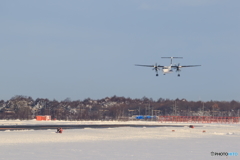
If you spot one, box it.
[0,95,239,120]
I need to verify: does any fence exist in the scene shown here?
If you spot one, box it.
[158,116,240,124]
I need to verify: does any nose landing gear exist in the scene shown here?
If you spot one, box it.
[178,74,180,77]
[156,74,158,76]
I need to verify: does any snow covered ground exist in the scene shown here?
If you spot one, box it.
[0,120,239,160]
[0,119,199,126]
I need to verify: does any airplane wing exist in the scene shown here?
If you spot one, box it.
[171,65,201,68]
[135,64,154,67]
[180,65,201,67]
[135,64,164,67]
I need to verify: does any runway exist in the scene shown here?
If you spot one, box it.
[0,124,196,131]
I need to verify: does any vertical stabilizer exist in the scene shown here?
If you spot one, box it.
[161,57,183,65]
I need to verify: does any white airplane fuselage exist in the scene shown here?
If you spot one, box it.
[162,66,173,74]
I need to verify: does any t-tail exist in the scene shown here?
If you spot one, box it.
[161,57,183,66]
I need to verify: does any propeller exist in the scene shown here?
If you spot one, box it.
[152,63,160,71]
[153,63,161,76]
[176,63,182,72]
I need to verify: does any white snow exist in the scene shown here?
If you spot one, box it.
[0,120,239,160]
[1,119,237,126]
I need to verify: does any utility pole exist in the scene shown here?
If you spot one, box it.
[149,103,150,115]
[175,101,176,116]
[202,102,204,116]
[173,100,177,116]
[152,107,153,121]
[80,105,82,118]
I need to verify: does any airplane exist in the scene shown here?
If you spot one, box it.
[135,57,201,77]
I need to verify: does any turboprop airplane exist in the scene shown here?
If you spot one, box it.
[135,57,201,77]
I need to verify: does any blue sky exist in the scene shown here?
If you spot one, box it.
[0,0,239,101]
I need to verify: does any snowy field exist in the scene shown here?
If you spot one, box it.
[0,119,199,126]
[0,120,239,160]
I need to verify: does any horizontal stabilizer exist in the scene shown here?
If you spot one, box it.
[161,57,183,59]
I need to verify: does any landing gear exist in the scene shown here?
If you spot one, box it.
[156,74,158,76]
[178,74,180,77]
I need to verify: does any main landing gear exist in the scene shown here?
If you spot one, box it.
[178,74,180,77]
[156,74,158,76]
